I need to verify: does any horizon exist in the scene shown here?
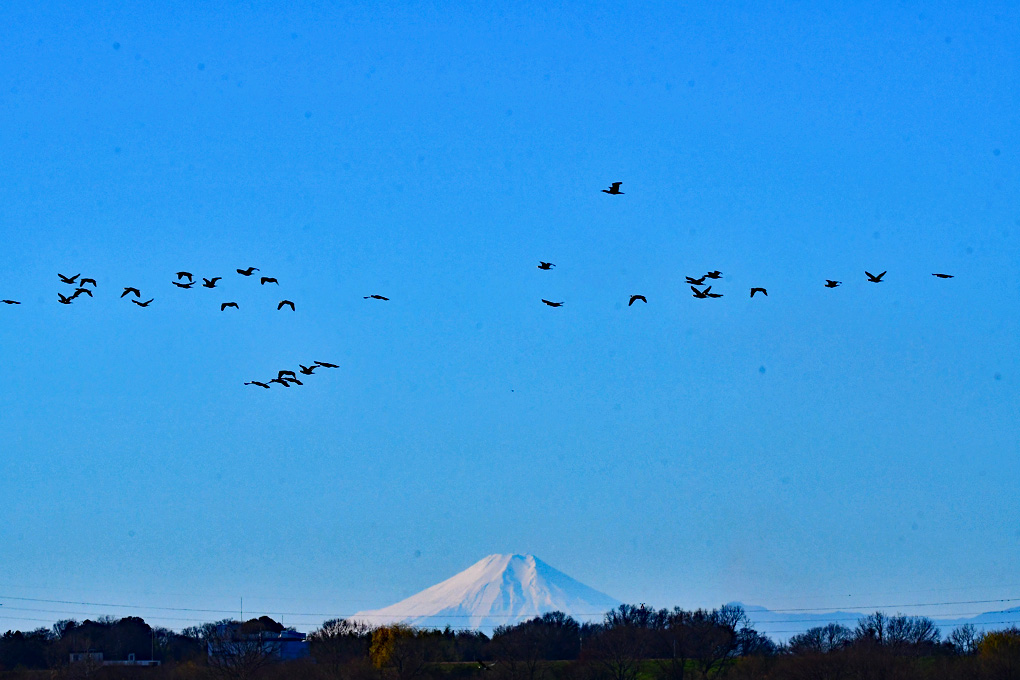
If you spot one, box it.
[2,0,1018,649]
[3,552,1020,639]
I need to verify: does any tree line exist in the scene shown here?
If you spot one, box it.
[2,604,1019,679]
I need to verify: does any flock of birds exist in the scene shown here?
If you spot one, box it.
[16,267,304,311]
[243,360,339,390]
[0,266,364,390]
[1,181,959,388]
[531,183,955,308]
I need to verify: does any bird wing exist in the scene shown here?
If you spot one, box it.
[611,182,622,190]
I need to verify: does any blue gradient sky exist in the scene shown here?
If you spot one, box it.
[1,1,1018,635]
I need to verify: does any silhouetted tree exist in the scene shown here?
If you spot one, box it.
[370,624,432,680]
[206,619,283,680]
[310,618,374,680]
[0,628,51,670]
[491,621,546,680]
[788,623,852,654]
[581,606,653,680]
[979,627,1020,680]
[687,606,746,678]
[948,624,979,656]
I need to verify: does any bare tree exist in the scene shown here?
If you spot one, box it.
[206,622,282,680]
[491,622,546,680]
[948,624,979,656]
[310,618,373,680]
[581,623,648,680]
[788,624,852,655]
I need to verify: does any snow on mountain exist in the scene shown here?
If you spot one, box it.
[353,554,621,631]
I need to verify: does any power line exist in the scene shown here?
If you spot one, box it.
[0,595,607,619]
[4,604,1018,628]
[1,594,1018,629]
[2,593,1020,618]
[761,597,1020,613]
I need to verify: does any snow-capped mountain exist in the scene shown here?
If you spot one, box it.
[353,554,621,631]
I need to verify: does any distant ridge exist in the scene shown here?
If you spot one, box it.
[353,554,621,631]
[739,602,1020,641]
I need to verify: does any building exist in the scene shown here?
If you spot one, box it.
[207,623,310,662]
[70,651,161,667]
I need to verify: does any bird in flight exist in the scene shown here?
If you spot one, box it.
[58,293,74,305]
[314,360,339,368]
[364,295,389,300]
[691,286,711,299]
[866,271,887,283]
[541,299,564,307]
[1,299,20,305]
[278,370,297,380]
[132,298,154,307]
[277,300,295,311]
[686,275,707,285]
[260,277,279,285]
[237,267,259,276]
[824,280,841,288]
[172,280,195,289]
[932,273,954,279]
[602,182,624,195]
[268,377,291,387]
[220,302,239,311]
[176,271,193,282]
[71,288,93,299]
[477,660,494,672]
[299,364,317,375]
[202,277,221,288]
[58,273,80,285]
[245,381,271,389]
[121,287,141,298]
[79,278,97,288]
[628,295,647,306]
[705,270,723,279]
[537,262,555,270]
[750,288,767,297]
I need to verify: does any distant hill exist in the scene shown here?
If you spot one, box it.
[353,554,621,631]
[739,602,1020,641]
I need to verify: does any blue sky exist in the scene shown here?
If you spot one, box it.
[1,1,1018,635]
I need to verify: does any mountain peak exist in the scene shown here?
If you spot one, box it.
[354,554,620,631]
